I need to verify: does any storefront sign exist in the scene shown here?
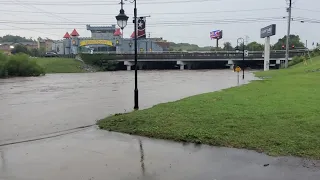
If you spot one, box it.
[80,40,113,46]
[260,24,276,38]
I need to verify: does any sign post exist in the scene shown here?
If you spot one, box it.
[235,66,241,86]
[210,30,223,50]
[260,24,276,71]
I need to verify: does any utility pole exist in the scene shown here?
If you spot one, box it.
[285,0,292,68]
[245,35,249,45]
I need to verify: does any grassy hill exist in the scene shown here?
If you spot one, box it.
[34,58,87,73]
[98,56,320,159]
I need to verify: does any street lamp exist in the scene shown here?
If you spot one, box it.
[116,0,139,110]
[236,38,245,80]
[115,9,129,30]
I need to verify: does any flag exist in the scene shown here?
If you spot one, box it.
[137,17,146,39]
[210,30,222,40]
[131,17,146,39]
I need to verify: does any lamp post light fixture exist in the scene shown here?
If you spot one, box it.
[116,0,139,110]
[115,1,129,30]
[236,37,245,80]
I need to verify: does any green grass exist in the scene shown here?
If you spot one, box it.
[33,57,86,73]
[98,56,320,159]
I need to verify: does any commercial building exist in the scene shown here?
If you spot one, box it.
[52,24,170,55]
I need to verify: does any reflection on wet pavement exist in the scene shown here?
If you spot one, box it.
[0,70,256,144]
[0,128,319,180]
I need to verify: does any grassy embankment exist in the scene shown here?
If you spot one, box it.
[34,58,87,73]
[98,56,320,159]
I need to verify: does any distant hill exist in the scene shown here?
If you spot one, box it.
[168,42,216,51]
[0,35,35,43]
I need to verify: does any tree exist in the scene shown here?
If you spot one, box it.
[0,35,34,43]
[11,44,30,55]
[246,41,264,51]
[273,35,305,50]
[223,42,233,51]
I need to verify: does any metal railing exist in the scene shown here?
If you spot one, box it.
[91,50,305,60]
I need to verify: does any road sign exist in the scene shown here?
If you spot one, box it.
[244,50,249,57]
[235,66,241,72]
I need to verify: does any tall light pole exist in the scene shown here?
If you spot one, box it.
[236,38,245,80]
[133,0,138,110]
[116,0,139,110]
[285,0,292,68]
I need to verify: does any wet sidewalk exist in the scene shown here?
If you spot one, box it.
[1,127,319,180]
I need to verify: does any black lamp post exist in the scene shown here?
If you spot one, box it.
[116,0,139,110]
[236,38,245,80]
[115,1,129,30]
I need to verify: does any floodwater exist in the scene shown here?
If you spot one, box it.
[1,128,319,180]
[1,70,319,180]
[0,70,255,144]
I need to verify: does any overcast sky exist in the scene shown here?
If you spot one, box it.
[0,0,318,47]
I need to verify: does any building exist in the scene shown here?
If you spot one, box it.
[52,24,170,55]
[0,42,38,55]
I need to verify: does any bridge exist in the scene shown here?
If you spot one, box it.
[97,50,307,70]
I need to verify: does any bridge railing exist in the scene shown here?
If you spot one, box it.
[109,51,305,60]
[82,50,306,60]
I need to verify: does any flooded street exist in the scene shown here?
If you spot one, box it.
[1,70,319,180]
[1,128,319,180]
[0,70,255,144]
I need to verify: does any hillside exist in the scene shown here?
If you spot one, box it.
[98,56,320,159]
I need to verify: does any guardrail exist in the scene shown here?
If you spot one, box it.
[91,51,305,60]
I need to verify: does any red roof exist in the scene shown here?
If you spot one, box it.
[63,32,71,39]
[130,31,136,38]
[113,28,122,36]
[70,29,79,36]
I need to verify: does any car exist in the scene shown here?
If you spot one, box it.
[44,52,58,57]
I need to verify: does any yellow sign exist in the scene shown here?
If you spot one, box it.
[235,66,241,72]
[80,40,113,46]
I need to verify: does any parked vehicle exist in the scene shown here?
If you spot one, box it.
[44,52,57,57]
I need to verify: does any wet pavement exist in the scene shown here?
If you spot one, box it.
[0,70,255,144]
[1,70,319,179]
[0,127,319,180]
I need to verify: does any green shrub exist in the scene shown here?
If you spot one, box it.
[80,53,119,71]
[288,56,305,67]
[0,52,45,78]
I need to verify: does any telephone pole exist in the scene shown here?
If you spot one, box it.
[285,0,292,68]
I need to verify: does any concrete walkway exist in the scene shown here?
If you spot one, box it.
[1,127,319,180]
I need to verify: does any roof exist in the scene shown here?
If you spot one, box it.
[70,29,80,36]
[19,42,37,45]
[63,32,71,39]
[0,42,14,45]
[113,28,122,36]
[130,31,136,38]
[86,25,116,31]
[155,41,170,49]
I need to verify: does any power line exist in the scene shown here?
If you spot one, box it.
[0,20,286,29]
[2,24,61,37]
[0,7,284,16]
[1,0,66,38]
[293,7,320,13]
[11,0,77,23]
[0,0,221,6]
[0,16,284,24]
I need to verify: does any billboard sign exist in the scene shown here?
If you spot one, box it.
[260,24,276,38]
[210,30,223,40]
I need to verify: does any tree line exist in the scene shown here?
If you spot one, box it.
[168,35,310,52]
